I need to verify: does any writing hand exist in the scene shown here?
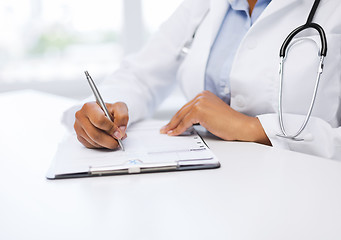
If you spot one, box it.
[74,102,129,149]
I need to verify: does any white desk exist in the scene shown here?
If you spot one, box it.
[1,90,341,240]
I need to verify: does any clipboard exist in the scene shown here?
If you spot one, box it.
[46,120,220,179]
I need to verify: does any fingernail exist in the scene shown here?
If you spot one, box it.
[160,126,167,133]
[167,130,173,135]
[119,126,126,133]
[113,131,121,139]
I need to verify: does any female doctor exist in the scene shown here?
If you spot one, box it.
[71,0,341,160]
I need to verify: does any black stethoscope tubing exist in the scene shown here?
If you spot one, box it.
[280,0,327,58]
[277,0,328,141]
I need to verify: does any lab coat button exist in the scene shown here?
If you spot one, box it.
[234,95,246,108]
[223,86,230,95]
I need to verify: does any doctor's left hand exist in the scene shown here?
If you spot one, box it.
[160,90,271,145]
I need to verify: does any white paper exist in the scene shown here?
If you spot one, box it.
[50,120,216,176]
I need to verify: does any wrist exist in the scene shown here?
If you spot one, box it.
[245,117,271,145]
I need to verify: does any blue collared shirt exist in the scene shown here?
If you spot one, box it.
[205,0,272,105]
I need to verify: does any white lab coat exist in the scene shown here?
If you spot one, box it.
[66,0,341,160]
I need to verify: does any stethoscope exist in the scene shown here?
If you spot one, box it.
[178,0,327,142]
[277,0,327,141]
[177,10,210,60]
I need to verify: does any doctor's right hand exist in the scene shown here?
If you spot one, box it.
[74,101,129,149]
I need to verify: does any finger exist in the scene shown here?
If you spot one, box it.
[74,121,102,148]
[164,92,207,131]
[107,102,129,139]
[77,135,96,149]
[122,133,128,140]
[81,117,120,149]
[160,99,196,133]
[167,111,199,136]
[86,107,119,140]
[82,102,116,130]
[108,102,129,126]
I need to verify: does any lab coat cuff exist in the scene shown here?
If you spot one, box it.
[61,103,83,132]
[61,94,98,132]
[256,114,291,150]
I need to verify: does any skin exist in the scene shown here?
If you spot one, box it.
[74,0,271,149]
[161,0,270,145]
[248,0,258,15]
[160,91,271,145]
[74,102,129,149]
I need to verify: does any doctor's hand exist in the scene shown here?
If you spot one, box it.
[74,102,129,149]
[160,91,271,145]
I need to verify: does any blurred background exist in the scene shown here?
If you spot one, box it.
[0,0,183,99]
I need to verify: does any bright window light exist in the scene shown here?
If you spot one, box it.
[142,0,183,33]
[0,0,184,97]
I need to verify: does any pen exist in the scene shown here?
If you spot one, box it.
[84,71,125,151]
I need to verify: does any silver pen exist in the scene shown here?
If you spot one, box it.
[84,71,125,151]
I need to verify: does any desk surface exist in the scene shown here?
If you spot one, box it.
[1,90,341,240]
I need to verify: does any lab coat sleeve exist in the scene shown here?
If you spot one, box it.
[62,0,202,130]
[257,113,341,160]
